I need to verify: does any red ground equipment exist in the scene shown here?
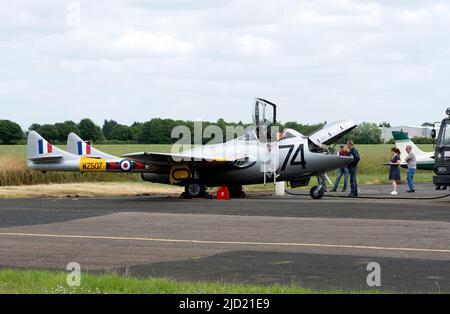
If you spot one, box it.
[216,186,230,200]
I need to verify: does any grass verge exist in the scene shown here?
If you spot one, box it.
[0,269,375,294]
[0,182,182,198]
[0,173,433,198]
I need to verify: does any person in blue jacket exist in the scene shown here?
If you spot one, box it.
[346,140,360,197]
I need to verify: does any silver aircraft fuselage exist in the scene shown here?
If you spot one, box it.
[142,135,353,186]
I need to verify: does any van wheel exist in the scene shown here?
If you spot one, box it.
[310,185,325,200]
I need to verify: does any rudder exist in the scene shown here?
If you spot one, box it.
[392,130,427,160]
[67,132,117,159]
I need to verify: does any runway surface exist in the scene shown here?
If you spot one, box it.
[0,184,449,293]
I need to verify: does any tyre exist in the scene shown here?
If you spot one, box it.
[310,185,325,200]
[185,182,206,198]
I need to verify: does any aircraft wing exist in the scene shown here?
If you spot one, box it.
[122,151,248,167]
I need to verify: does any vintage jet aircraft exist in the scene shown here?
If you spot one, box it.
[27,99,357,199]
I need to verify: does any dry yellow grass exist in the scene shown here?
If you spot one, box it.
[0,156,144,186]
[0,156,29,186]
[0,182,183,198]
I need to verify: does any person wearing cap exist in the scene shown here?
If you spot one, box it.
[331,144,350,192]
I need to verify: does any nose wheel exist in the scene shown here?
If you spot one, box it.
[310,185,325,199]
[310,174,326,199]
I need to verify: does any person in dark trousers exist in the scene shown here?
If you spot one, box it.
[389,147,402,195]
[331,144,349,192]
[346,140,360,197]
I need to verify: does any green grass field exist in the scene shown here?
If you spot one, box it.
[0,269,374,294]
[0,144,435,187]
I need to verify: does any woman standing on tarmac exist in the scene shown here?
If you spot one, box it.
[389,147,402,195]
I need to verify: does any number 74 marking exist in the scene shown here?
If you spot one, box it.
[279,144,307,171]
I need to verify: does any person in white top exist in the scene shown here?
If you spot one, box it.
[405,145,417,193]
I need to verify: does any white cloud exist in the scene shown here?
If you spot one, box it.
[398,8,433,26]
[0,80,27,96]
[236,36,275,57]
[1,0,450,128]
[114,30,192,55]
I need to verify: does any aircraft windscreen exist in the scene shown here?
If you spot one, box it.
[282,129,306,139]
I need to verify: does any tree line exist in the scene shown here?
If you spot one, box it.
[0,118,325,145]
[0,118,432,145]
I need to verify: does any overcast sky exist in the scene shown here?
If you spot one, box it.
[1,0,450,129]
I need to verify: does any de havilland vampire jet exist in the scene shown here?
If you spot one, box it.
[27,99,357,199]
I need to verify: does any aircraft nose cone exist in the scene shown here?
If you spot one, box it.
[332,155,354,169]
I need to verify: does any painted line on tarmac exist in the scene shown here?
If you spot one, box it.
[1,232,449,254]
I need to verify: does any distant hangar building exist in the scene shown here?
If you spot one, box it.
[380,126,433,142]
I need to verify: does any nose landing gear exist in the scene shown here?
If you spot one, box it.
[310,185,325,199]
[310,174,326,199]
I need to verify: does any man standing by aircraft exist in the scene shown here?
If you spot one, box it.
[405,145,417,193]
[347,140,360,197]
[331,144,349,192]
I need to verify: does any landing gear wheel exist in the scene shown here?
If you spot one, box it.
[184,182,206,198]
[310,185,325,200]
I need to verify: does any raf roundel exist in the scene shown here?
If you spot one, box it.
[119,159,132,172]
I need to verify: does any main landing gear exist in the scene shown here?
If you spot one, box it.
[183,181,207,198]
[182,182,246,199]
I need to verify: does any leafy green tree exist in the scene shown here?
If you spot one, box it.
[349,122,383,144]
[378,121,391,128]
[28,123,42,133]
[130,122,143,142]
[38,124,59,142]
[138,121,153,144]
[109,124,133,141]
[102,119,118,139]
[144,119,172,144]
[78,119,104,142]
[137,118,189,144]
[412,137,433,144]
[0,120,23,144]
[282,121,325,136]
[54,121,80,142]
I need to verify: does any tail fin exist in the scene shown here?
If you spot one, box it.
[392,131,429,160]
[27,131,142,173]
[67,132,117,159]
[27,131,80,171]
